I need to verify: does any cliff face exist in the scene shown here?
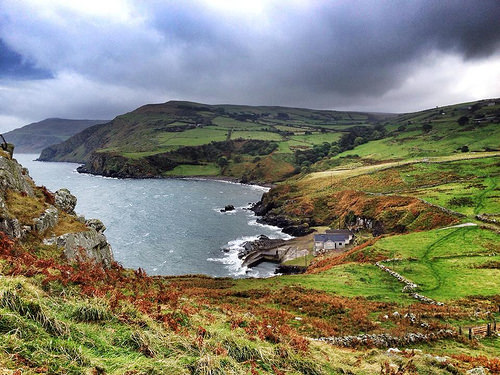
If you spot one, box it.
[0,150,114,267]
[38,122,110,162]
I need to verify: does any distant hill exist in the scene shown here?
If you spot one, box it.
[38,101,387,181]
[4,118,109,153]
[38,98,500,183]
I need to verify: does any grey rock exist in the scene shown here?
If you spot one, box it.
[0,156,34,196]
[314,329,456,348]
[85,218,106,233]
[0,217,21,238]
[467,367,487,375]
[55,188,77,214]
[54,228,114,267]
[33,207,59,234]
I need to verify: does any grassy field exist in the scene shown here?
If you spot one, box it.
[363,226,500,300]
[162,163,220,176]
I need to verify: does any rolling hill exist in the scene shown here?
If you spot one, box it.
[4,118,109,153]
[39,99,499,183]
[38,101,388,181]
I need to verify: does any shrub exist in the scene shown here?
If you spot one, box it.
[448,197,474,207]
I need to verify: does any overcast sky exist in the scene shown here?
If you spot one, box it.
[1,0,499,132]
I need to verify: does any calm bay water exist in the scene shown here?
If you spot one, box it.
[16,154,290,277]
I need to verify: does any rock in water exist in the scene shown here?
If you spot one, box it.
[220,204,235,212]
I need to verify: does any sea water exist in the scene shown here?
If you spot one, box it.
[15,154,290,277]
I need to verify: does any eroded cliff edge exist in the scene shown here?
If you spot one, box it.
[0,150,113,267]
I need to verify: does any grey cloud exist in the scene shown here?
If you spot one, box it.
[0,0,499,129]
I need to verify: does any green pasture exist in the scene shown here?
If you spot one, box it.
[211,116,264,129]
[162,163,220,176]
[230,130,283,141]
[335,122,499,161]
[156,127,228,148]
[234,263,409,302]
[367,226,500,300]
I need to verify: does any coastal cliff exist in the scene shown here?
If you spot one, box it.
[0,150,113,267]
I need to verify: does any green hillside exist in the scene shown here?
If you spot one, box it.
[38,101,387,182]
[4,118,109,153]
[39,99,499,183]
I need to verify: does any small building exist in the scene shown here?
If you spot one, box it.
[325,228,354,242]
[314,230,353,254]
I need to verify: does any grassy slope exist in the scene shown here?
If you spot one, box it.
[333,100,500,161]
[3,99,500,373]
[39,101,379,182]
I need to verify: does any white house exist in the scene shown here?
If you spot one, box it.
[314,230,353,254]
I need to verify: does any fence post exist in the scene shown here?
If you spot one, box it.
[487,323,491,336]
[459,326,462,335]
[468,327,472,340]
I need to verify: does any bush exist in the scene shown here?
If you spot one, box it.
[448,197,474,207]
[422,123,433,132]
[457,116,469,126]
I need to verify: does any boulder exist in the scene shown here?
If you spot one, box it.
[85,218,106,233]
[50,228,114,267]
[33,207,59,234]
[55,188,77,214]
[0,156,34,196]
[467,368,487,375]
[0,216,21,238]
[220,204,235,212]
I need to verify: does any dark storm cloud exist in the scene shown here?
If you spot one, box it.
[0,0,499,131]
[0,39,53,79]
[126,0,500,105]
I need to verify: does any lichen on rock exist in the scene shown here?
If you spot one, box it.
[55,188,77,214]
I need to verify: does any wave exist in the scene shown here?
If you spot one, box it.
[208,235,259,277]
[182,177,270,192]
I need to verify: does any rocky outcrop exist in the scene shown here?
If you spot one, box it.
[0,153,114,267]
[85,218,106,233]
[0,216,21,239]
[0,156,34,196]
[55,188,77,214]
[254,213,314,237]
[33,207,59,234]
[45,228,113,267]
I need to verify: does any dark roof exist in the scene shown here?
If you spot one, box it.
[314,234,350,242]
[325,229,352,235]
